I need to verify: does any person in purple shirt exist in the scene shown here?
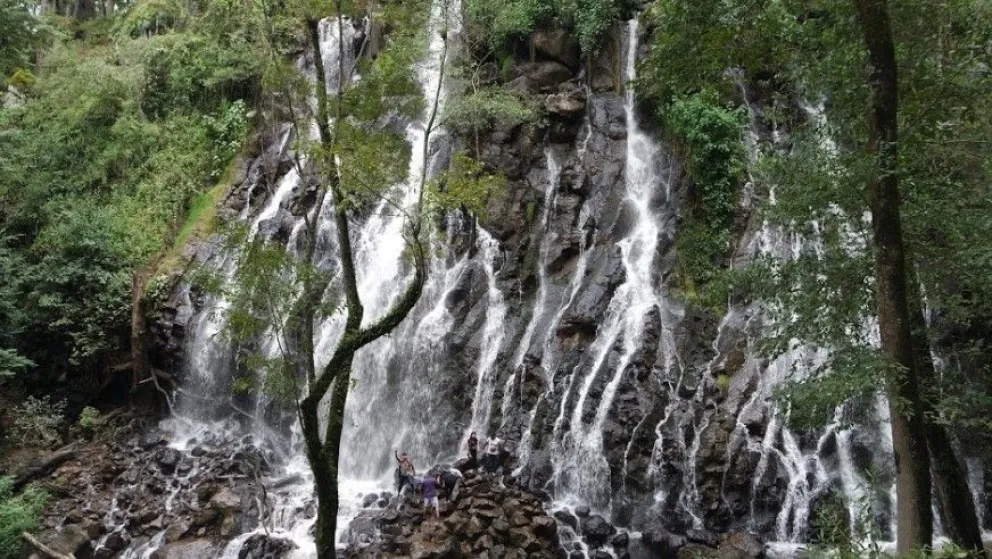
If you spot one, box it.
[421,475,440,519]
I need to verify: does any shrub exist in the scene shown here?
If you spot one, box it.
[11,396,66,447]
[664,92,746,302]
[0,477,48,559]
[77,406,104,435]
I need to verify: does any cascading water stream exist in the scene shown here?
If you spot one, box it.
[156,5,464,556]
[464,230,508,436]
[120,4,992,556]
[550,19,678,513]
[500,148,565,424]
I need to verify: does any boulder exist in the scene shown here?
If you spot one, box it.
[545,91,587,117]
[361,493,378,508]
[553,509,579,531]
[717,532,764,559]
[238,533,297,559]
[642,529,687,556]
[151,538,216,559]
[157,448,181,474]
[209,486,243,536]
[508,62,572,93]
[44,524,93,558]
[581,514,616,548]
[532,28,580,69]
[532,515,557,539]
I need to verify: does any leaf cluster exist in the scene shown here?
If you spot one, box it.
[0,477,48,559]
[463,0,629,54]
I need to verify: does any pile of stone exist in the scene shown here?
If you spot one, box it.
[344,468,564,559]
[21,421,281,559]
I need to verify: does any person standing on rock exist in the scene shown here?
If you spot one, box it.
[467,432,479,467]
[421,474,440,519]
[394,450,416,494]
[483,435,502,473]
[440,466,464,503]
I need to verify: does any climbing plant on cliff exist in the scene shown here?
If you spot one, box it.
[663,91,746,302]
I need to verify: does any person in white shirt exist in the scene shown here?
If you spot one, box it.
[440,466,464,502]
[483,436,502,473]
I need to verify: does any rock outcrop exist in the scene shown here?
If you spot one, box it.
[344,468,563,559]
[30,419,270,559]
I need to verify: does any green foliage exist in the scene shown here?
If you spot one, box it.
[809,485,884,559]
[113,0,185,38]
[11,396,66,447]
[714,373,730,393]
[6,68,35,90]
[342,18,424,122]
[77,405,106,437]
[554,0,622,53]
[637,0,992,459]
[664,92,745,301]
[428,153,503,218]
[0,0,48,81]
[638,0,799,105]
[0,234,32,381]
[0,3,259,378]
[810,483,984,558]
[0,477,48,559]
[464,0,550,50]
[443,86,540,131]
[463,0,624,54]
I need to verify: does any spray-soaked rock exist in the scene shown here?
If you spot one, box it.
[344,468,563,558]
[37,419,269,559]
[237,533,297,559]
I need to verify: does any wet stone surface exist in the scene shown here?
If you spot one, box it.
[30,419,272,559]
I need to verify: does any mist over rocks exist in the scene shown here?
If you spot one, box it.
[20,419,275,559]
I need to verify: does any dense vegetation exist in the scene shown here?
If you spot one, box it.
[0,0,258,398]
[0,477,47,559]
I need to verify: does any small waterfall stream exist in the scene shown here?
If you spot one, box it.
[549,18,679,515]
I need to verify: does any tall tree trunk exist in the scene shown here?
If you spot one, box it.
[74,0,95,19]
[908,282,984,552]
[852,0,934,552]
[130,270,151,394]
[301,355,354,559]
[295,3,439,556]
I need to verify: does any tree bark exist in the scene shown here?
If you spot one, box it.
[73,0,95,19]
[908,282,984,552]
[852,0,933,552]
[22,532,75,559]
[13,446,77,492]
[130,270,151,394]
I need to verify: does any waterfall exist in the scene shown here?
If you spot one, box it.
[163,2,465,555]
[548,19,679,514]
[465,229,508,436]
[145,5,989,556]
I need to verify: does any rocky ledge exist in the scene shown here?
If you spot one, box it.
[17,419,281,559]
[343,467,564,559]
